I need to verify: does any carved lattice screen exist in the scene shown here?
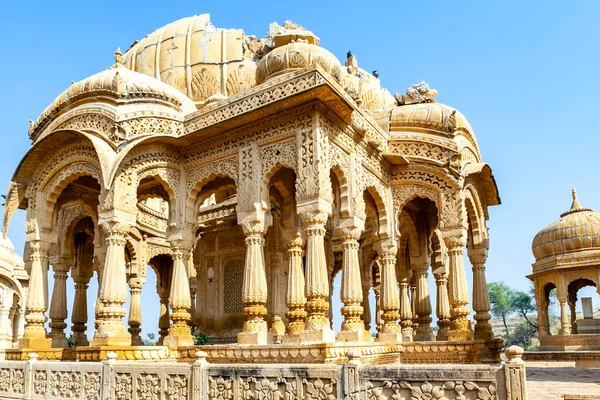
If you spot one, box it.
[223,259,244,313]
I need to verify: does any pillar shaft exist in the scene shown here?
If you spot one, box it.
[376,242,401,342]
[443,230,472,341]
[91,221,131,346]
[71,276,90,346]
[157,291,170,345]
[238,212,272,345]
[568,290,578,335]
[559,299,571,335]
[413,266,434,341]
[363,285,372,332]
[434,273,451,341]
[470,248,493,341]
[128,276,145,346]
[399,279,413,341]
[283,231,306,341]
[164,246,194,347]
[20,241,51,349]
[49,263,69,348]
[299,210,334,343]
[337,221,370,342]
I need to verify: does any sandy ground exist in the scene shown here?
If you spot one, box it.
[526,361,600,399]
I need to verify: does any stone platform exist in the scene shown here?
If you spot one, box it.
[524,350,600,368]
[2,339,503,364]
[538,334,600,351]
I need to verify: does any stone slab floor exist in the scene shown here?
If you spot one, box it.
[526,361,600,399]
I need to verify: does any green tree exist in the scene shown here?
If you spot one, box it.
[513,290,537,331]
[143,333,157,346]
[487,281,514,336]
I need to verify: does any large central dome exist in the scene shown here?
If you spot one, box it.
[122,14,261,104]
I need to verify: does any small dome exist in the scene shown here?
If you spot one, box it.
[532,189,600,261]
[390,102,472,135]
[379,101,481,163]
[256,39,340,84]
[30,51,196,139]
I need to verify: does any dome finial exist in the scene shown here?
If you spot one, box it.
[114,48,123,65]
[571,187,583,210]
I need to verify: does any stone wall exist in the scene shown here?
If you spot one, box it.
[0,350,528,400]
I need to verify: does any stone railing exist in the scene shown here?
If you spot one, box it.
[0,348,528,399]
[136,202,168,237]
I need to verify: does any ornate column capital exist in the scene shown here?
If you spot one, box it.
[468,247,488,267]
[441,228,467,250]
[335,217,364,244]
[238,210,272,237]
[283,228,304,250]
[374,239,398,259]
[128,276,146,291]
[166,229,195,252]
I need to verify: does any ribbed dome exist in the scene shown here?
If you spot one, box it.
[122,14,259,103]
[30,51,196,138]
[256,40,340,84]
[390,102,472,134]
[532,189,600,261]
[383,102,481,163]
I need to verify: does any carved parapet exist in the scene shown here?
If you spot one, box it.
[136,202,168,237]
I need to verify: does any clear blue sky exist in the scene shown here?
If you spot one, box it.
[1,1,599,338]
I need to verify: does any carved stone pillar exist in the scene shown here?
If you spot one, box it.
[336,219,371,342]
[469,247,494,341]
[157,285,170,345]
[189,280,197,331]
[49,262,69,348]
[90,220,131,346]
[373,286,382,332]
[568,300,577,334]
[128,276,145,346]
[71,274,91,346]
[442,229,472,341]
[282,230,306,343]
[434,272,451,341]
[238,211,273,345]
[20,240,51,349]
[536,285,550,336]
[376,241,401,342]
[363,283,372,332]
[398,277,413,341]
[92,244,106,332]
[164,230,194,347]
[17,307,25,341]
[413,264,434,341]
[298,207,335,343]
[559,297,571,335]
[568,289,578,335]
[0,304,13,349]
[410,279,418,333]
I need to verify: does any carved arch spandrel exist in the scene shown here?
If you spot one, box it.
[26,141,103,206]
[185,156,239,225]
[57,203,98,259]
[39,162,103,232]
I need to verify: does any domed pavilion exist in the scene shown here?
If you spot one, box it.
[530,189,600,351]
[0,14,529,400]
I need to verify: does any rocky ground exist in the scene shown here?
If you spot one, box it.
[526,361,600,399]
